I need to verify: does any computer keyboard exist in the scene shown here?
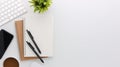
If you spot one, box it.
[0,0,27,26]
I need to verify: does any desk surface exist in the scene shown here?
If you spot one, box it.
[1,0,120,67]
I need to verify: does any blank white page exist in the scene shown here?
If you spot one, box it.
[24,15,53,57]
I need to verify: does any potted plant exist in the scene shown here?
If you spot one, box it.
[29,0,52,13]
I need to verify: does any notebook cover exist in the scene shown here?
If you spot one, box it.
[15,20,47,60]
[24,15,54,57]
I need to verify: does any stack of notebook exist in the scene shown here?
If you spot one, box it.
[15,20,36,60]
[15,15,54,60]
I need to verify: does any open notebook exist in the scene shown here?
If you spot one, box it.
[24,15,54,57]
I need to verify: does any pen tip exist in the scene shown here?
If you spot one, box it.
[42,60,44,63]
[40,58,44,63]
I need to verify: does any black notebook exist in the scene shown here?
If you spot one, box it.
[0,29,13,59]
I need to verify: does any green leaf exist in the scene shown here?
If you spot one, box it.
[29,0,52,13]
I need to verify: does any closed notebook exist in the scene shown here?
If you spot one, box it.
[24,14,54,57]
[15,20,47,60]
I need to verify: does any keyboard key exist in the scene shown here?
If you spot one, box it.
[0,0,27,26]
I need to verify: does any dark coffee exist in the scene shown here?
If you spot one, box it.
[4,58,19,67]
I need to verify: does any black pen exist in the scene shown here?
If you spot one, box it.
[26,41,44,63]
[26,30,41,54]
